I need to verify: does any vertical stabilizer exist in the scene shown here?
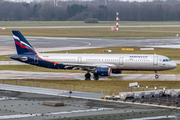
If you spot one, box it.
[12,31,36,55]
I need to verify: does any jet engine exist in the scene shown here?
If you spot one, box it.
[95,67,112,76]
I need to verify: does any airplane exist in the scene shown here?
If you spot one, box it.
[10,31,177,80]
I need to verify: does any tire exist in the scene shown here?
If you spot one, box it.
[93,73,99,80]
[155,75,159,78]
[85,73,91,79]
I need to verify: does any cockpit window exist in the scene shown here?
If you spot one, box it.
[163,59,171,62]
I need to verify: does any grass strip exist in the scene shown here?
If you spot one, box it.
[0,27,180,37]
[1,80,179,94]
[1,21,180,27]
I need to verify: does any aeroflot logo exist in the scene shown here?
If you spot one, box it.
[129,56,148,58]
[13,35,34,50]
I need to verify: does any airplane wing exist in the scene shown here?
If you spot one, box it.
[62,63,116,70]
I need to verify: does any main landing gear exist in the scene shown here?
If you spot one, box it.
[155,71,159,79]
[85,72,99,80]
[93,73,99,80]
[85,72,91,80]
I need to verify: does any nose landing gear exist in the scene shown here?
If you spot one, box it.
[155,71,159,78]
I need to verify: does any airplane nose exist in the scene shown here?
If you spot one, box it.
[170,62,177,69]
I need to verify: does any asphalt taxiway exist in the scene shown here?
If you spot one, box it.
[1,35,180,48]
[1,35,180,55]
[1,70,180,81]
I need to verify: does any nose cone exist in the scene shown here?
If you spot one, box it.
[170,62,177,69]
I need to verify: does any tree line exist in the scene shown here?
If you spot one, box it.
[0,0,180,21]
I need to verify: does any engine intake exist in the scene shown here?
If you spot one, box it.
[95,67,111,76]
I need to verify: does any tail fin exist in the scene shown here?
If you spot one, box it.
[12,31,36,55]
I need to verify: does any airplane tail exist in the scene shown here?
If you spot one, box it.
[12,31,37,55]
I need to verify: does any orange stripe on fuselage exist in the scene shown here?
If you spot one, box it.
[36,54,58,66]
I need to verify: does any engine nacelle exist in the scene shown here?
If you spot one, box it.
[95,67,111,76]
[112,69,123,74]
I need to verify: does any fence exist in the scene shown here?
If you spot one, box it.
[0,79,174,96]
[126,86,173,92]
[0,79,127,95]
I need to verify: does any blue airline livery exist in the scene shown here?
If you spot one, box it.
[10,31,177,80]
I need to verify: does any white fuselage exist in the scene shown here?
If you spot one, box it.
[39,53,177,71]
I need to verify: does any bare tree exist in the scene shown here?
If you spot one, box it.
[0,1,180,21]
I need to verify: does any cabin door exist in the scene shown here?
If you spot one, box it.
[34,55,38,64]
[119,57,124,65]
[77,57,82,64]
[153,56,158,65]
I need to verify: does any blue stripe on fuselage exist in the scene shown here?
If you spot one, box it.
[10,54,66,69]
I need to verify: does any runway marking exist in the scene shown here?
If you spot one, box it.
[124,115,175,120]
[106,77,114,81]
[85,42,91,46]
[0,108,113,119]
[0,97,18,100]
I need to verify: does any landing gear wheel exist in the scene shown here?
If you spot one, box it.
[85,73,91,80]
[93,73,99,80]
[155,74,159,79]
[155,70,159,79]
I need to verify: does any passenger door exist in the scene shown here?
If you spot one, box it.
[153,56,158,65]
[119,57,124,65]
[34,55,38,64]
[77,57,82,64]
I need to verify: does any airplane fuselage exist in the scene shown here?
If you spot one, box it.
[11,53,176,71]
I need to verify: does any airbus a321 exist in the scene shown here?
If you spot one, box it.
[10,31,177,80]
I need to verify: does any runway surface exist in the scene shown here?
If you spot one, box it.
[1,35,180,56]
[0,70,180,81]
[114,74,180,81]
[0,70,110,80]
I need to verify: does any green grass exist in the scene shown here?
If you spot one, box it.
[1,80,180,93]
[0,27,179,37]
[1,21,180,27]
[0,55,12,61]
